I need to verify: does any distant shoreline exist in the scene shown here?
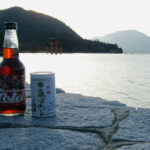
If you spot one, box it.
[0,52,123,56]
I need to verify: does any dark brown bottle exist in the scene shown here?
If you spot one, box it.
[0,22,26,116]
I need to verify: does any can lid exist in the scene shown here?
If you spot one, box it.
[31,71,55,76]
[5,22,17,30]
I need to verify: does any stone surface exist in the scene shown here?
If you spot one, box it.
[1,86,149,150]
[113,108,150,142]
[0,128,105,150]
[116,143,150,150]
[0,92,120,149]
[57,93,126,109]
[0,93,116,128]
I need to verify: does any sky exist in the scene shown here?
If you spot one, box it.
[0,0,150,39]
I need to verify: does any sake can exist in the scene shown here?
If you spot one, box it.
[30,72,56,117]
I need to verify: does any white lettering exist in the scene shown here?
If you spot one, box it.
[10,93,17,102]
[0,92,24,103]
[3,93,10,102]
[0,93,3,100]
[15,95,24,102]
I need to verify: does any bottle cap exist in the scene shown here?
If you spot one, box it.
[4,22,17,30]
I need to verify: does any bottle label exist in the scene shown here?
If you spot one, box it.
[3,30,19,48]
[0,75,25,103]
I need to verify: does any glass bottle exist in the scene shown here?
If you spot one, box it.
[0,22,26,116]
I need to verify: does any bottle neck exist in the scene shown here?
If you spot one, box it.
[3,48,19,59]
[3,29,19,59]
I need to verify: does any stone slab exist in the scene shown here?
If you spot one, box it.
[113,108,150,142]
[116,143,150,150]
[0,128,105,150]
[57,93,126,109]
[0,93,115,127]
[0,90,131,150]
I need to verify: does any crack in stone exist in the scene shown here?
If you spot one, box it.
[0,104,136,150]
[101,108,131,150]
[0,108,131,150]
[75,106,106,109]
[104,140,144,150]
[0,121,145,150]
[0,123,108,145]
[0,108,130,149]
[1,88,144,149]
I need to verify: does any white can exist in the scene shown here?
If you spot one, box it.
[31,72,56,117]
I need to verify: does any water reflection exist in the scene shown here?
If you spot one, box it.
[13,53,150,108]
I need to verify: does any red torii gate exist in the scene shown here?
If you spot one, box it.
[46,38,62,54]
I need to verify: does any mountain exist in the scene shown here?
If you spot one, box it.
[0,7,123,53]
[93,30,150,53]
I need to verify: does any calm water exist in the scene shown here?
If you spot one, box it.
[1,53,150,108]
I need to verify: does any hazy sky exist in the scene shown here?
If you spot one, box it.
[0,0,150,39]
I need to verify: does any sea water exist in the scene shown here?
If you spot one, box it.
[1,53,149,109]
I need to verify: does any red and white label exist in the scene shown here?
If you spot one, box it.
[0,75,25,103]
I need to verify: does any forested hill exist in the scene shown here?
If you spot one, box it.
[0,7,123,53]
